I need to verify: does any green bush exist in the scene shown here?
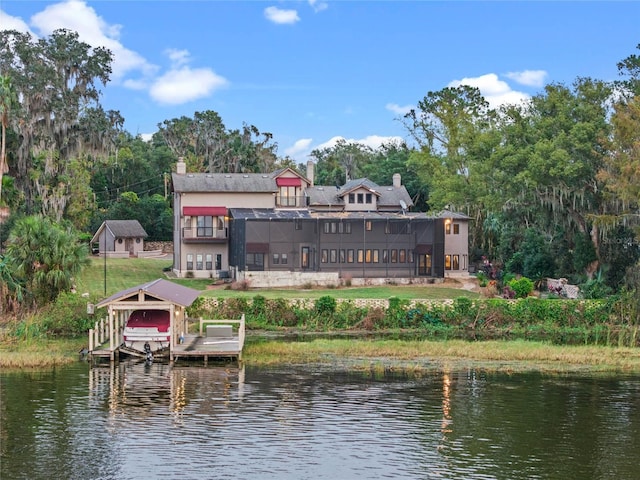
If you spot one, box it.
[508,277,534,298]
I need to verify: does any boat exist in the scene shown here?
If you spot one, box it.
[123,310,170,352]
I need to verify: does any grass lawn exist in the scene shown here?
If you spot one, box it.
[75,257,479,300]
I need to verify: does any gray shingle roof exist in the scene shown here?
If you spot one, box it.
[96,278,201,308]
[172,173,278,193]
[105,220,148,238]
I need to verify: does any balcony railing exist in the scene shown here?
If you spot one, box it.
[275,195,308,208]
[182,227,228,242]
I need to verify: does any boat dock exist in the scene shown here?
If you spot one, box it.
[87,279,245,365]
[89,316,245,364]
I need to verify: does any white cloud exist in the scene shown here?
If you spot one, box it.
[165,48,191,68]
[284,138,314,159]
[448,73,529,109]
[287,134,404,162]
[386,103,413,115]
[308,0,329,13]
[150,66,228,105]
[0,9,33,34]
[264,6,300,25]
[26,0,157,83]
[505,70,547,88]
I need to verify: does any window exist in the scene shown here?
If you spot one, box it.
[365,220,372,231]
[321,249,328,263]
[196,254,203,270]
[385,222,410,234]
[373,250,379,263]
[391,249,398,263]
[301,247,310,268]
[186,254,193,270]
[382,250,388,263]
[279,185,298,206]
[246,253,264,269]
[399,249,406,263]
[445,222,451,235]
[339,222,351,234]
[339,249,346,263]
[365,249,372,263]
[408,250,414,264]
[445,255,451,270]
[205,254,213,270]
[215,254,222,270]
[357,249,364,263]
[330,249,337,263]
[453,223,460,234]
[273,253,280,264]
[281,253,288,264]
[349,193,355,203]
[366,193,372,204]
[324,222,330,234]
[452,255,460,270]
[197,215,213,237]
[357,193,364,203]
[331,222,337,234]
[347,249,354,263]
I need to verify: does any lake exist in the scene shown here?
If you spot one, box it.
[2,359,640,479]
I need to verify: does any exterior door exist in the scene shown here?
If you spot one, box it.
[418,254,432,276]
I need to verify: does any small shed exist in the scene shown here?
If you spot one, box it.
[91,220,148,257]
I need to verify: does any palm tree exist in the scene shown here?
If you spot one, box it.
[6,215,89,306]
[0,75,17,204]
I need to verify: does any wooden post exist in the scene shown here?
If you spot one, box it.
[169,304,175,362]
[108,308,114,355]
[89,328,94,352]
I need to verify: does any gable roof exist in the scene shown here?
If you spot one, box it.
[91,220,147,243]
[437,209,472,220]
[95,278,201,309]
[306,178,414,210]
[172,172,278,193]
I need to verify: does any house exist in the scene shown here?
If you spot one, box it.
[171,159,470,287]
[439,210,472,277]
[91,220,148,258]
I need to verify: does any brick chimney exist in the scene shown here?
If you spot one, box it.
[176,157,186,175]
[393,173,401,188]
[306,160,315,187]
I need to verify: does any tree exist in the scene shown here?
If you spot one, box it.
[403,85,500,251]
[309,139,373,186]
[5,215,89,307]
[0,75,17,204]
[0,29,113,215]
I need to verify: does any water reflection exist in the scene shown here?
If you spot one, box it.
[88,360,245,418]
[2,363,640,480]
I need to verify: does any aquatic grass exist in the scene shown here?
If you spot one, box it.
[243,338,640,373]
[0,337,86,369]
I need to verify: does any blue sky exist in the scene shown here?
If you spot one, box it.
[1,1,639,162]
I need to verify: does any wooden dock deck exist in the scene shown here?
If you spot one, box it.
[88,316,245,365]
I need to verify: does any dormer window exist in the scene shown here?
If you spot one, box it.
[366,193,372,204]
[349,193,355,203]
[357,193,364,203]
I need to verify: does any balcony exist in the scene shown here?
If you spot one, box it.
[275,195,308,208]
[182,227,228,243]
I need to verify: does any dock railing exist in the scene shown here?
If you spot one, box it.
[88,315,124,353]
[199,314,245,351]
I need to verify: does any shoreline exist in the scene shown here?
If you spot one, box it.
[4,335,639,374]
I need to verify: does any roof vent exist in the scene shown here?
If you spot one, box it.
[224,175,231,178]
[243,175,249,178]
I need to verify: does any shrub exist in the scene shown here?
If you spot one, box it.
[315,295,337,316]
[508,277,534,298]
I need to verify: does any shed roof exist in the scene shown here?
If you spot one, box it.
[91,220,148,243]
[95,278,201,309]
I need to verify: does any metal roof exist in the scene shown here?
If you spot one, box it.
[95,278,201,309]
[437,209,472,220]
[230,208,312,220]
